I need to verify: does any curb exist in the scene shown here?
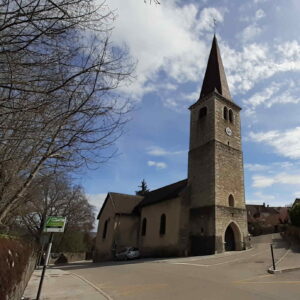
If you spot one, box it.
[268,266,300,274]
[70,272,113,300]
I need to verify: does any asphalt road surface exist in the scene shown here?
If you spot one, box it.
[57,234,300,300]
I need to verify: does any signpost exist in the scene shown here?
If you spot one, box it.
[44,216,67,233]
[36,216,66,300]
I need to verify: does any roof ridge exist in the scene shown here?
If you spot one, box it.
[146,179,187,194]
[109,192,142,198]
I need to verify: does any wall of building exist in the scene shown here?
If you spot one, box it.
[189,206,216,255]
[214,97,242,151]
[215,142,245,209]
[188,142,216,208]
[94,198,115,261]
[139,197,182,257]
[114,215,139,251]
[215,206,248,252]
[189,96,215,151]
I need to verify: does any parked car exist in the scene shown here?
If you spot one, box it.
[115,247,140,260]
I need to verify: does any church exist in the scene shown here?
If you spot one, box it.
[94,36,250,261]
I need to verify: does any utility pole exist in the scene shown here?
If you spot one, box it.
[270,243,276,271]
[36,233,53,300]
[36,216,66,300]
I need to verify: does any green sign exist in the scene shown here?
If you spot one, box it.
[44,216,66,233]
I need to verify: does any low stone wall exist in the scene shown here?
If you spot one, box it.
[0,236,37,300]
[49,252,86,264]
[283,225,300,243]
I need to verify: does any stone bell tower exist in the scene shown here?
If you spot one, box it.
[188,36,249,255]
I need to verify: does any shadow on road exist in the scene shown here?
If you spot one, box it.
[51,257,166,271]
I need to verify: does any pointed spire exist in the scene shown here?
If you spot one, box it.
[199,35,231,100]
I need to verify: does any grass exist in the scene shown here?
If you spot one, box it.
[0,233,18,239]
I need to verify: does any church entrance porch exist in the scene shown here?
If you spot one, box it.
[224,222,242,251]
[225,226,235,251]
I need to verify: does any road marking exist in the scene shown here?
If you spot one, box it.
[274,248,290,266]
[233,274,273,283]
[157,247,254,264]
[169,249,268,267]
[235,281,300,284]
[233,273,300,285]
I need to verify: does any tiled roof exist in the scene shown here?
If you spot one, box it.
[97,193,142,219]
[246,204,279,216]
[138,179,187,208]
[199,35,232,101]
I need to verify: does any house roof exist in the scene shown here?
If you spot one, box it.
[97,192,143,219]
[293,198,300,207]
[138,179,188,208]
[246,204,279,215]
[199,35,232,101]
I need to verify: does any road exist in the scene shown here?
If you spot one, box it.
[56,234,300,300]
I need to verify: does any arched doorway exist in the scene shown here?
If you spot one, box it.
[224,222,242,251]
[225,226,235,251]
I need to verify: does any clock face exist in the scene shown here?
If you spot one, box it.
[225,127,232,136]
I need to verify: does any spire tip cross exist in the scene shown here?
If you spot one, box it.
[213,18,217,34]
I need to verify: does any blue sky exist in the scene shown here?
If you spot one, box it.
[80,0,300,213]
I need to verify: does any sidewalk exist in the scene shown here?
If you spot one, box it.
[23,267,110,300]
[268,242,300,274]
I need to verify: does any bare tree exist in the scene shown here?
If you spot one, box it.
[0,0,134,224]
[14,173,94,242]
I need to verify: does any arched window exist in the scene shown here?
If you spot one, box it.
[229,194,234,207]
[223,106,228,120]
[159,214,166,235]
[199,106,207,119]
[102,220,108,239]
[229,109,233,123]
[141,218,147,236]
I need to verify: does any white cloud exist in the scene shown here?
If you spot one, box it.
[294,191,300,198]
[277,40,300,58]
[252,173,300,188]
[255,9,266,20]
[252,175,275,188]
[254,0,269,3]
[147,160,167,169]
[240,24,262,42]
[246,192,276,205]
[243,82,281,114]
[147,146,185,156]
[105,1,227,99]
[249,127,300,159]
[86,193,107,213]
[245,163,269,171]
[105,0,300,110]
[196,7,224,32]
[243,79,300,114]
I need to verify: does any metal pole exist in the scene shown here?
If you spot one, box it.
[36,233,54,300]
[270,243,276,271]
[36,243,45,270]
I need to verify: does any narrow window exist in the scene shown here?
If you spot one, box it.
[229,194,234,207]
[229,109,233,123]
[141,218,147,236]
[199,106,207,119]
[102,220,108,239]
[160,214,166,235]
[223,106,228,120]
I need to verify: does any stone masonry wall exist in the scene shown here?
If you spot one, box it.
[215,206,248,252]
